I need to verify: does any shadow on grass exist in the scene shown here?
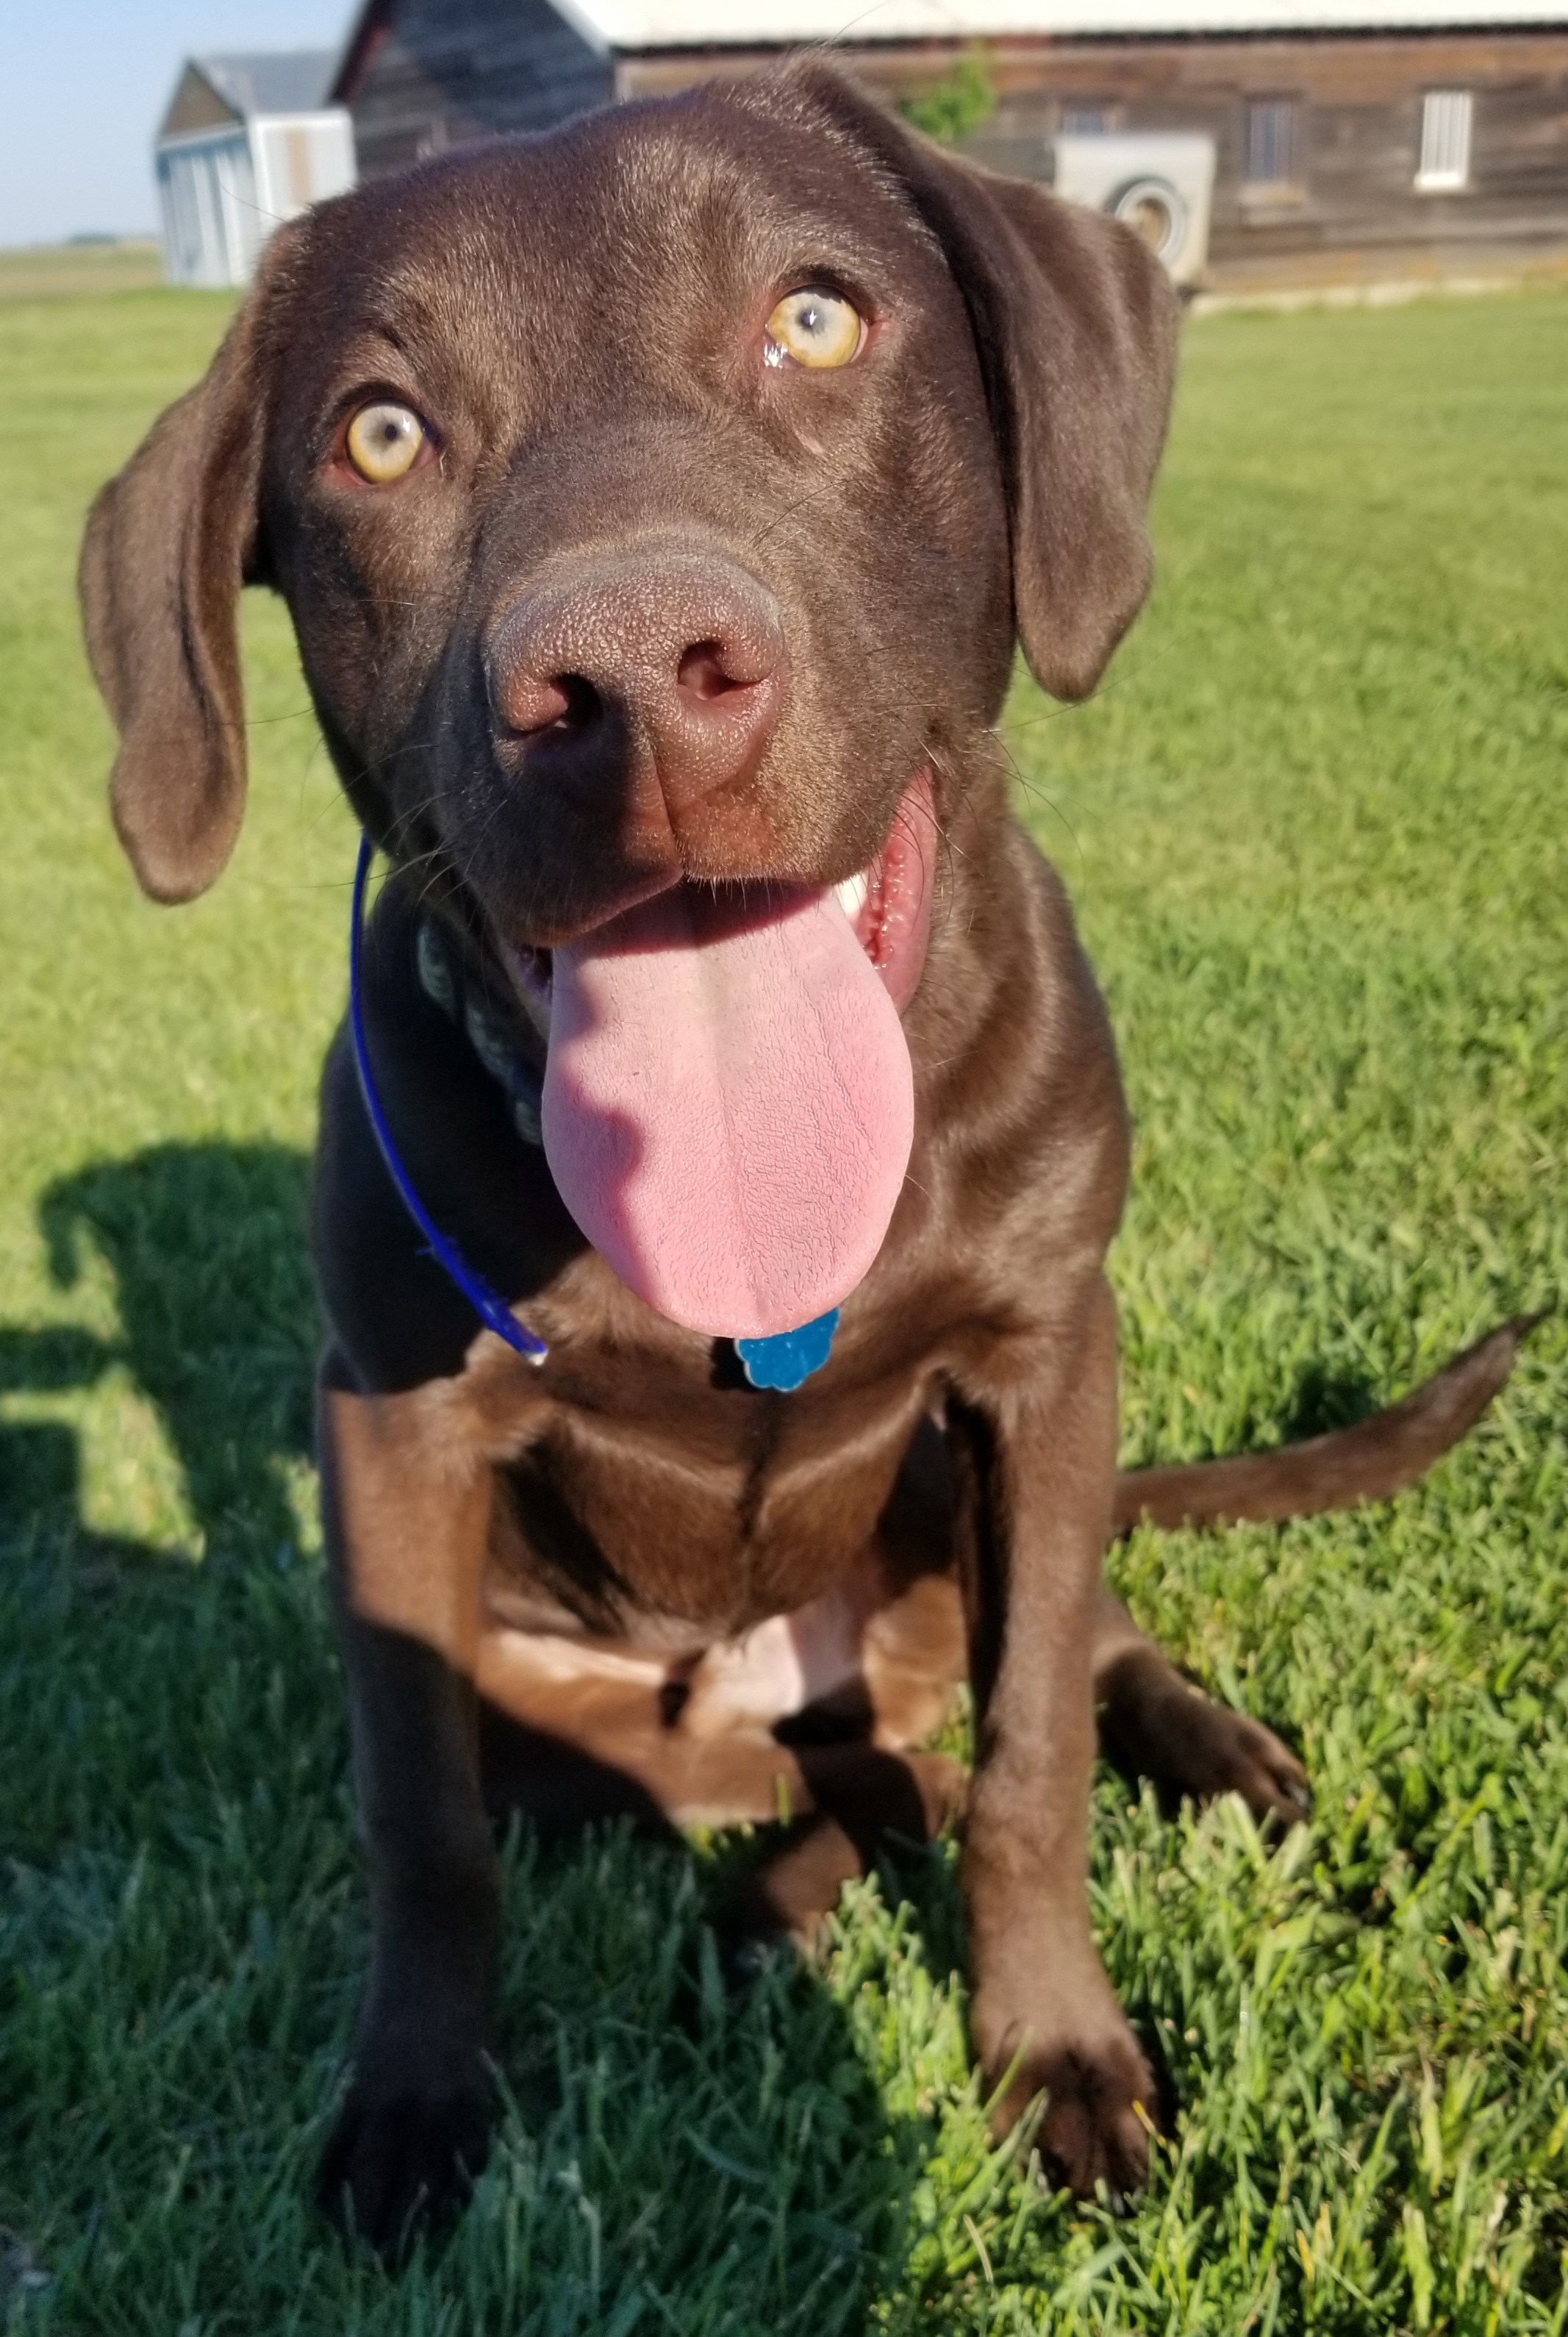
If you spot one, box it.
[1280,1356,1379,1441]
[37,1139,317,1554]
[0,1141,945,2321]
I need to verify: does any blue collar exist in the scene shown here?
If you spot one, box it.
[349,837,548,1365]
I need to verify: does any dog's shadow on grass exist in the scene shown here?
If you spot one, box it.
[9,1140,319,1564]
[1,1140,955,2318]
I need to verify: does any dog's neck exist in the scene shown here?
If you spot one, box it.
[411,911,545,1149]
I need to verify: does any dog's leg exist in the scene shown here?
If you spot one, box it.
[948,1274,1154,2196]
[736,1744,967,1944]
[1092,1593,1309,1825]
[315,1366,500,2256]
[477,1626,965,1841]
[476,1626,966,1941]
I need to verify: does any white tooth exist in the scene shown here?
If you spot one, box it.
[834,870,870,920]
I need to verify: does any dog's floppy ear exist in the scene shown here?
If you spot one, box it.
[784,65,1179,703]
[79,229,300,903]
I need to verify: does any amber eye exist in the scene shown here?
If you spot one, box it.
[765,287,863,371]
[344,401,426,483]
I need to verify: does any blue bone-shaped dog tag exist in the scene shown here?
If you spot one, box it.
[734,1309,840,1392]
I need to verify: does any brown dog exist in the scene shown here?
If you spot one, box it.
[80,62,1527,2255]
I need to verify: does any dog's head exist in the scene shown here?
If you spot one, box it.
[82,61,1175,919]
[82,62,1175,1337]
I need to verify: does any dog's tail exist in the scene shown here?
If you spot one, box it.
[1113,1314,1542,1536]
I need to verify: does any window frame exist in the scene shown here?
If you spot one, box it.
[1416,88,1475,192]
[1059,100,1117,135]
[1242,95,1303,191]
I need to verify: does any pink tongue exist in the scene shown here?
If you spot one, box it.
[542,884,914,1339]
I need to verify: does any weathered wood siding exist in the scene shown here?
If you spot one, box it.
[340,8,1568,276]
[342,0,613,178]
[970,35,1568,264]
[619,31,1568,275]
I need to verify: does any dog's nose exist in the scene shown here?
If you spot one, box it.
[487,552,787,825]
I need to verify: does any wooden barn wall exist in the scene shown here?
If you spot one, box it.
[346,0,612,177]
[618,33,1568,267]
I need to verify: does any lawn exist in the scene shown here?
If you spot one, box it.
[1,276,1565,2333]
[0,244,164,306]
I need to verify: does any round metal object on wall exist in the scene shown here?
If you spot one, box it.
[1111,177,1187,266]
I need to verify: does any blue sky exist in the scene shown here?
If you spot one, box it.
[1,1,354,246]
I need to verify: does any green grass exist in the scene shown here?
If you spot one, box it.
[0,245,165,305]
[1,279,1565,2332]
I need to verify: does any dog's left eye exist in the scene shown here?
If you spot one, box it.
[344,402,426,483]
[765,288,863,371]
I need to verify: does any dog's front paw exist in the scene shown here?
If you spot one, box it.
[317,2055,493,2258]
[973,1984,1155,2200]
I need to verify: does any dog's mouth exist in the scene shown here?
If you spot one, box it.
[498,771,935,1342]
[503,769,935,1029]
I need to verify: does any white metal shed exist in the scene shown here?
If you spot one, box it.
[155,51,357,288]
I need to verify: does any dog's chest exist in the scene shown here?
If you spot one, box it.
[487,1370,928,1645]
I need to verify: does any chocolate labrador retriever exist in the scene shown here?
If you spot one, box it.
[79,61,1527,2252]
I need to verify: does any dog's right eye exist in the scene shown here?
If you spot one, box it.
[344,403,426,484]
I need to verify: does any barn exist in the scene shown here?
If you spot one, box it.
[155,51,357,287]
[330,0,1568,296]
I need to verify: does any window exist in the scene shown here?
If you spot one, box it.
[1062,102,1111,135]
[1245,97,1300,185]
[1417,90,1473,190]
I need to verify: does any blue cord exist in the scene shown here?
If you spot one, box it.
[348,836,548,1365]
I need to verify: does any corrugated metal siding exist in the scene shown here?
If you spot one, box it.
[157,132,263,286]
[454,0,1568,38]
[350,0,615,177]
